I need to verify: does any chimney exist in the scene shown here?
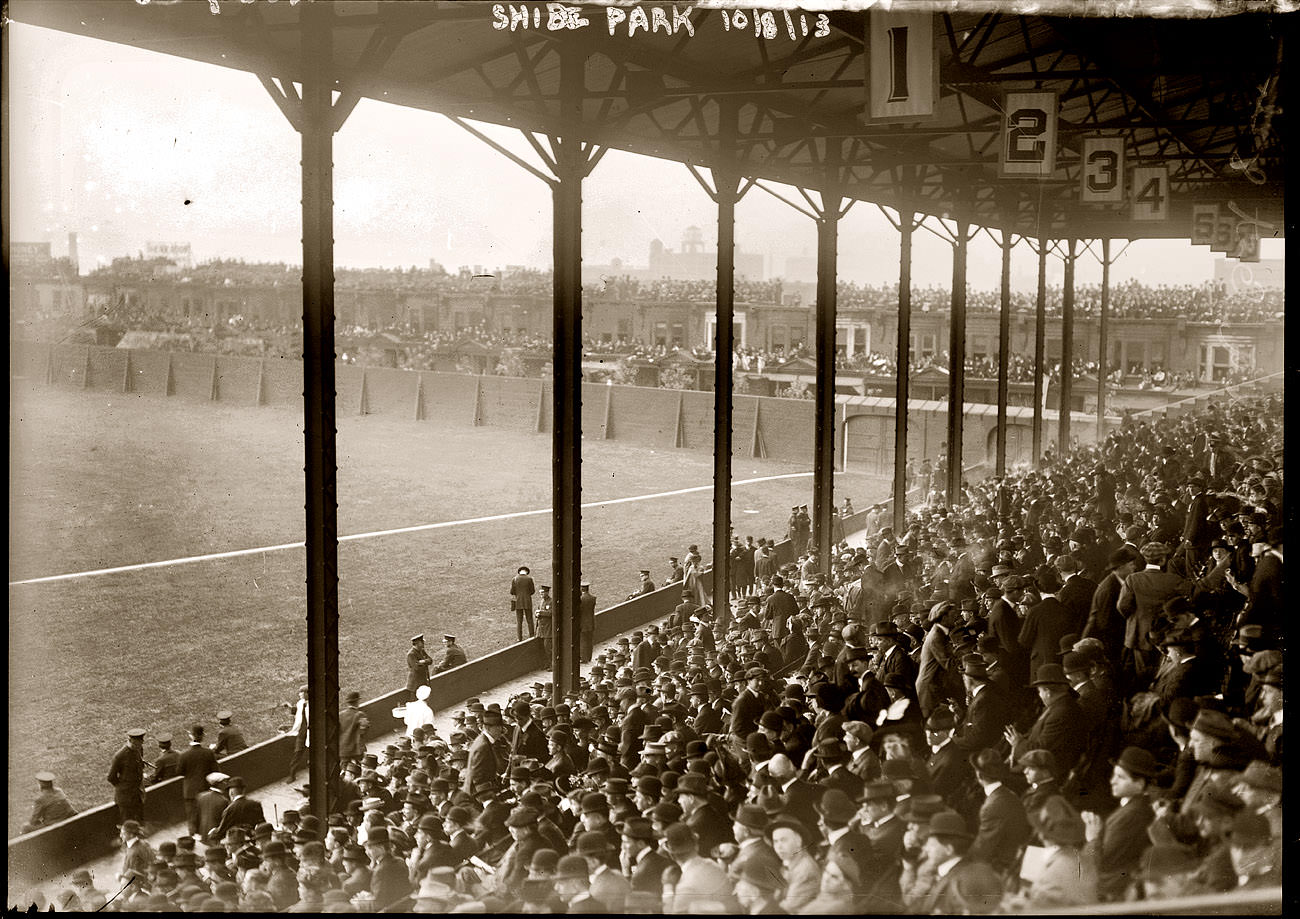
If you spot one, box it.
[67,232,80,275]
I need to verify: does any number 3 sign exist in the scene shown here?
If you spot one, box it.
[1080,137,1125,203]
[999,91,1058,178]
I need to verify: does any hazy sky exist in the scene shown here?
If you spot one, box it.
[8,20,1281,291]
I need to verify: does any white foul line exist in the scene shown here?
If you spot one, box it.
[9,472,813,586]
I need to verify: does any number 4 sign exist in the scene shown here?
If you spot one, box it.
[1131,166,1169,220]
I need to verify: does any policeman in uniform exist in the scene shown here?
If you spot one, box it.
[407,635,433,701]
[107,728,147,826]
[212,711,248,757]
[150,733,181,785]
[22,772,77,833]
[435,634,468,673]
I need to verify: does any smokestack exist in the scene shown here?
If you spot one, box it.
[67,232,80,275]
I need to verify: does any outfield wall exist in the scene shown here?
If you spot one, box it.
[5,511,862,887]
[11,341,1100,471]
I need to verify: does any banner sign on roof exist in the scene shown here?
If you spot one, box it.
[999,92,1058,178]
[1079,136,1125,204]
[865,11,938,123]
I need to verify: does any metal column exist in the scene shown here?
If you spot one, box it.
[945,221,969,506]
[1031,239,1047,467]
[894,212,914,531]
[995,230,1012,477]
[1059,238,1076,456]
[301,3,340,819]
[552,50,585,697]
[812,203,840,572]
[1096,238,1110,443]
[712,167,739,625]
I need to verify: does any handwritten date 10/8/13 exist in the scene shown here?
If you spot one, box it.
[492,3,832,40]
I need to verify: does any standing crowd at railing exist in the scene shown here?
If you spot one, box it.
[24,384,1281,913]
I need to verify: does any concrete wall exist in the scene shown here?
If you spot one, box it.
[12,342,1103,472]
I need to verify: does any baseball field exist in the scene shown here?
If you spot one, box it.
[8,378,887,837]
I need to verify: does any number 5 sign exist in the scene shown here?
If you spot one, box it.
[1000,91,1058,178]
[1131,166,1169,221]
[1080,137,1125,203]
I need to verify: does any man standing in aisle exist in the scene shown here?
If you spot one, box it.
[107,728,147,827]
[179,724,219,836]
[512,565,537,642]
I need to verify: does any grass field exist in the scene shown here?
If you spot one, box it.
[8,381,887,836]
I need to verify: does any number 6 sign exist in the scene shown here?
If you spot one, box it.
[1000,91,1058,178]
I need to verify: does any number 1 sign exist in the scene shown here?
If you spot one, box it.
[999,91,1058,178]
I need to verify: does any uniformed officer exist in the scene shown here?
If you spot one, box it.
[638,569,655,595]
[435,634,468,673]
[107,728,147,826]
[407,635,433,701]
[212,711,248,757]
[22,772,77,833]
[151,733,181,785]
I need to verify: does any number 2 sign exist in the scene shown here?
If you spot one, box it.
[1000,91,1058,178]
[1131,166,1169,221]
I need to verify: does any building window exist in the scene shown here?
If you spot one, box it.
[654,321,668,346]
[671,323,685,347]
[617,318,632,341]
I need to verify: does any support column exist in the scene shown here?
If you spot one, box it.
[1031,239,1047,467]
[946,221,969,506]
[1059,238,1077,456]
[300,3,340,819]
[995,230,1012,477]
[1097,238,1110,443]
[893,212,914,532]
[552,51,585,698]
[712,167,739,625]
[813,203,840,573]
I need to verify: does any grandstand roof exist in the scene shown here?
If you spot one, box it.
[12,0,1286,240]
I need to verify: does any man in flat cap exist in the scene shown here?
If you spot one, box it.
[191,771,229,840]
[23,771,77,833]
[434,634,467,673]
[107,728,148,826]
[512,565,536,642]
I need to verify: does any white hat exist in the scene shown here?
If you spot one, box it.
[206,772,231,785]
[416,685,432,701]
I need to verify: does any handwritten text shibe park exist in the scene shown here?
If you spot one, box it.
[492,4,832,39]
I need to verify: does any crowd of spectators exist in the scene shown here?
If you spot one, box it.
[84,257,1282,322]
[52,388,1282,913]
